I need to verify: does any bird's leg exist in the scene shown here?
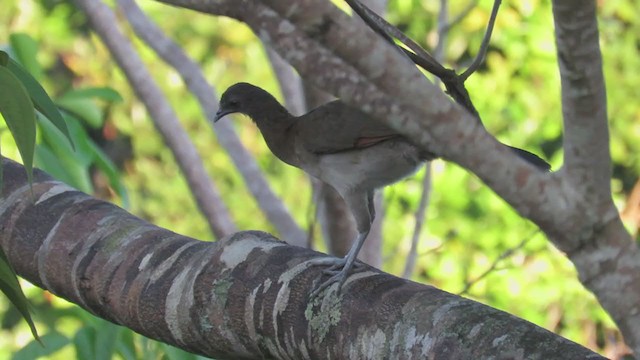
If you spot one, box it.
[309,190,375,296]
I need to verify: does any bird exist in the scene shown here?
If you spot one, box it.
[214,82,549,294]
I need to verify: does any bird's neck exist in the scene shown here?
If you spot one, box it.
[249,102,299,167]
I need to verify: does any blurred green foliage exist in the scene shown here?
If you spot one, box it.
[1,0,638,358]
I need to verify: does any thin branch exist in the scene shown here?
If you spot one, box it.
[458,230,539,296]
[117,0,308,247]
[442,0,480,33]
[433,0,448,60]
[403,0,447,279]
[460,0,502,80]
[265,48,306,116]
[344,0,479,117]
[0,157,605,359]
[402,164,432,279]
[345,0,447,77]
[76,0,236,238]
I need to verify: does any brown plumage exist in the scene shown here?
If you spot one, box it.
[214,82,548,294]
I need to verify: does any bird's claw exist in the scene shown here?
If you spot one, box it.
[307,257,365,297]
[321,261,364,276]
[310,271,348,298]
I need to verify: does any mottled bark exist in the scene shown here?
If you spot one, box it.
[0,158,602,359]
[551,0,640,354]
[152,0,640,353]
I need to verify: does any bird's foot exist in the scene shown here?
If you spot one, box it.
[306,257,364,297]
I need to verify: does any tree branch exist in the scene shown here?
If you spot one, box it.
[114,0,307,247]
[0,158,605,359]
[552,1,611,197]
[460,0,501,80]
[265,47,307,116]
[441,0,479,33]
[75,0,236,238]
[551,0,640,354]
[402,165,432,279]
[458,232,536,296]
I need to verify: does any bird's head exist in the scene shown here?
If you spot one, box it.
[214,82,274,123]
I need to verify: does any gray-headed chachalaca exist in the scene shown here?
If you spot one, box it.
[214,82,549,294]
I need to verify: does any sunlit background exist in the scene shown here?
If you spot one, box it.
[1,0,638,358]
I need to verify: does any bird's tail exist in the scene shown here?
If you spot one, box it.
[507,146,551,171]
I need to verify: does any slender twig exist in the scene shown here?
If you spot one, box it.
[265,48,306,116]
[441,0,480,33]
[76,0,236,238]
[433,0,449,60]
[458,230,540,296]
[116,0,308,246]
[461,0,502,80]
[344,0,479,118]
[402,164,432,278]
[402,0,448,279]
[345,0,447,77]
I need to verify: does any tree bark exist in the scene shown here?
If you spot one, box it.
[550,1,640,354]
[0,158,603,359]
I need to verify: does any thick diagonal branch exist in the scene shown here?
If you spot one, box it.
[0,158,604,359]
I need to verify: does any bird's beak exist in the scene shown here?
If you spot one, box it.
[214,108,234,123]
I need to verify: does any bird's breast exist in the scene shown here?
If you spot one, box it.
[310,140,424,193]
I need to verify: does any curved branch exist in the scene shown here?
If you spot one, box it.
[75,0,236,238]
[402,165,431,279]
[460,0,501,80]
[551,0,640,354]
[552,0,610,196]
[265,47,307,116]
[0,158,604,359]
[115,0,307,247]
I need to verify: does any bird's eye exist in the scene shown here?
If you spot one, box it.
[228,100,239,108]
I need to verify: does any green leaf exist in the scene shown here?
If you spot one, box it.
[0,141,3,187]
[61,87,123,103]
[56,96,104,129]
[72,320,119,360]
[73,327,96,360]
[0,247,39,342]
[40,114,93,167]
[36,114,93,192]
[115,329,137,360]
[6,58,73,148]
[94,320,120,360]
[0,65,35,186]
[12,332,69,360]
[0,50,8,66]
[34,145,82,188]
[87,137,129,207]
[162,343,201,360]
[9,33,43,80]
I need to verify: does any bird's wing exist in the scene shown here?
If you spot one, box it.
[294,101,403,155]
